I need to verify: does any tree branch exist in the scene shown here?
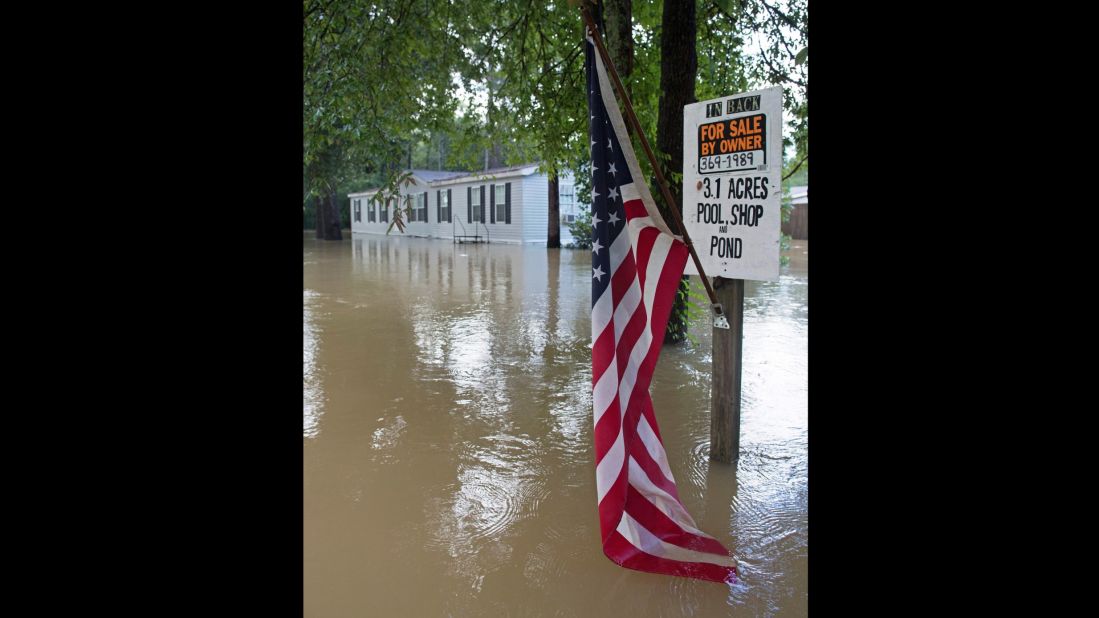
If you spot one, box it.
[782,154,807,181]
[758,0,806,38]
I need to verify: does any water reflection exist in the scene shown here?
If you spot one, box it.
[305,233,807,616]
[303,289,323,438]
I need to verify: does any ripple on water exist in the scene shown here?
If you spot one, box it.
[423,461,548,560]
[522,541,571,590]
[369,415,407,464]
[435,478,517,546]
[686,440,714,491]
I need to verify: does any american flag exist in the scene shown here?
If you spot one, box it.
[586,30,737,584]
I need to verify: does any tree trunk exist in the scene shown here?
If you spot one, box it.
[656,0,697,345]
[547,173,560,248]
[604,0,634,140]
[486,76,502,170]
[604,0,633,97]
[310,142,343,240]
[323,188,342,240]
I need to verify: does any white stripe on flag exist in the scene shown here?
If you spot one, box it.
[596,431,625,502]
[636,413,677,486]
[608,216,631,274]
[591,284,613,345]
[593,357,620,427]
[641,233,673,318]
[612,279,642,345]
[619,183,642,205]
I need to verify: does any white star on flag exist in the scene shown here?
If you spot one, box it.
[592,212,602,226]
[607,186,619,201]
[608,210,620,225]
[607,138,613,150]
[592,264,605,280]
[608,162,617,176]
[592,238,603,254]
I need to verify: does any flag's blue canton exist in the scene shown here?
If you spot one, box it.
[586,37,633,309]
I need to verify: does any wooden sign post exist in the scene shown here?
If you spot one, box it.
[710,277,743,463]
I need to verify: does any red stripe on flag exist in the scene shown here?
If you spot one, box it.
[593,391,621,462]
[631,226,660,288]
[622,199,648,220]
[591,325,617,387]
[597,465,629,543]
[614,303,649,380]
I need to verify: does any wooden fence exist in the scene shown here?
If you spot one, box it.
[782,204,808,240]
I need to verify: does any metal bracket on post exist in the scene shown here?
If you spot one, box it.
[711,303,730,330]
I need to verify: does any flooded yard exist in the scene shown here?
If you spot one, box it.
[304,232,807,616]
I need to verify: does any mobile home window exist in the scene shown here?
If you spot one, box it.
[368,199,376,222]
[440,191,450,222]
[353,199,361,222]
[495,184,506,223]
[418,192,428,222]
[560,185,575,209]
[470,187,481,222]
[381,198,390,223]
[560,185,575,224]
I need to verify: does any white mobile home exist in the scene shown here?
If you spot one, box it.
[348,164,583,245]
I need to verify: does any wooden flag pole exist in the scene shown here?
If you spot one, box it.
[579,3,723,318]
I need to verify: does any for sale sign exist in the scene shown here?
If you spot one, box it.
[683,86,782,281]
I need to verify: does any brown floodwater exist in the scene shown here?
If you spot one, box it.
[304,232,807,616]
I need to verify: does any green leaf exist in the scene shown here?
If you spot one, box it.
[795,47,808,65]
